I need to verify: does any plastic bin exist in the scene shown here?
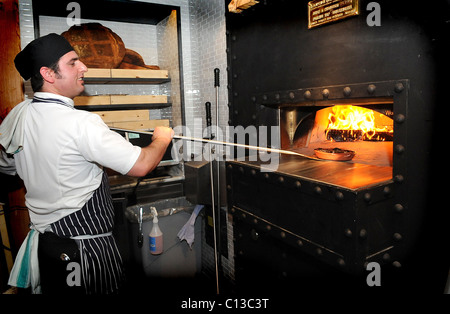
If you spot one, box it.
[125,197,202,278]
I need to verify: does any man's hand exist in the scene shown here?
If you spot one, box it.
[126,126,174,177]
[152,126,174,145]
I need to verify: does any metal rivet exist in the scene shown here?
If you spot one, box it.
[394,144,405,154]
[337,258,346,267]
[394,203,404,213]
[364,193,371,202]
[316,248,323,256]
[367,84,376,94]
[394,114,406,123]
[295,181,302,189]
[264,173,269,180]
[275,93,280,100]
[322,89,330,99]
[289,91,295,99]
[343,86,351,97]
[304,90,312,99]
[278,176,284,184]
[344,228,352,237]
[297,239,303,246]
[394,174,404,183]
[239,166,244,173]
[335,191,344,201]
[383,186,391,196]
[383,253,391,261]
[359,229,367,239]
[253,218,258,224]
[227,184,232,191]
[241,213,246,219]
[266,224,271,231]
[280,231,286,238]
[251,96,256,102]
[393,233,402,241]
[392,261,402,268]
[262,94,268,100]
[314,186,322,194]
[394,82,404,93]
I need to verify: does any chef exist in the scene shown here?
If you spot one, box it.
[0,33,174,294]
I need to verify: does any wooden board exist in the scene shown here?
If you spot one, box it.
[111,69,168,79]
[110,95,167,105]
[84,68,111,78]
[74,95,111,106]
[106,119,170,130]
[74,95,167,106]
[93,110,150,123]
[83,68,169,79]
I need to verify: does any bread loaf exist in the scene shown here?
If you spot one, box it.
[118,48,160,70]
[61,23,126,68]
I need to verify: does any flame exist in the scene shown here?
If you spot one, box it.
[325,105,393,141]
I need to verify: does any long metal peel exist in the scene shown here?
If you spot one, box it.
[109,127,322,161]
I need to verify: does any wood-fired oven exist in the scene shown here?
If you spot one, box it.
[224,0,449,293]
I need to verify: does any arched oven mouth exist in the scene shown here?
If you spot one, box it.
[280,99,394,168]
[252,80,408,190]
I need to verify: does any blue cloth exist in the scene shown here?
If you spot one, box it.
[8,229,41,293]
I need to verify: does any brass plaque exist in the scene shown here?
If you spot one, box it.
[308,0,359,29]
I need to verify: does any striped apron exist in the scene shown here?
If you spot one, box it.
[31,96,124,293]
[50,171,125,294]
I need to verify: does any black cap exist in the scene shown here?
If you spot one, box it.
[14,33,74,80]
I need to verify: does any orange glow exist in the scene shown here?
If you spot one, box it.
[325,105,393,141]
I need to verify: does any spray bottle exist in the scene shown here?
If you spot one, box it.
[149,207,163,255]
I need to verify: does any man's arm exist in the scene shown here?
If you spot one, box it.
[126,126,174,177]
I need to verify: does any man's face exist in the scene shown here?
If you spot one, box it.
[52,51,88,99]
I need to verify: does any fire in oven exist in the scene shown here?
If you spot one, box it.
[226,80,409,287]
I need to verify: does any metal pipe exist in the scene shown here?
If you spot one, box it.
[206,100,220,295]
[213,68,221,295]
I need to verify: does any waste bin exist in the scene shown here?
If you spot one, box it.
[125,197,202,278]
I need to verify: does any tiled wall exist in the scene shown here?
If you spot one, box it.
[18,0,233,285]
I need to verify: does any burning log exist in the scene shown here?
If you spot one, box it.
[326,129,393,142]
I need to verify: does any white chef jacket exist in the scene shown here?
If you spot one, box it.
[5,92,141,232]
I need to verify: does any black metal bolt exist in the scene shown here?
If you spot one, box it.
[344,228,352,237]
[394,144,405,154]
[394,203,404,213]
[343,86,351,97]
[394,114,406,123]
[335,191,344,201]
[359,229,367,239]
[394,82,404,93]
[367,84,376,94]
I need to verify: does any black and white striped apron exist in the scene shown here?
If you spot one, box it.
[50,171,125,294]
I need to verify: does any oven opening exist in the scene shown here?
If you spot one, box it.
[280,99,394,168]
